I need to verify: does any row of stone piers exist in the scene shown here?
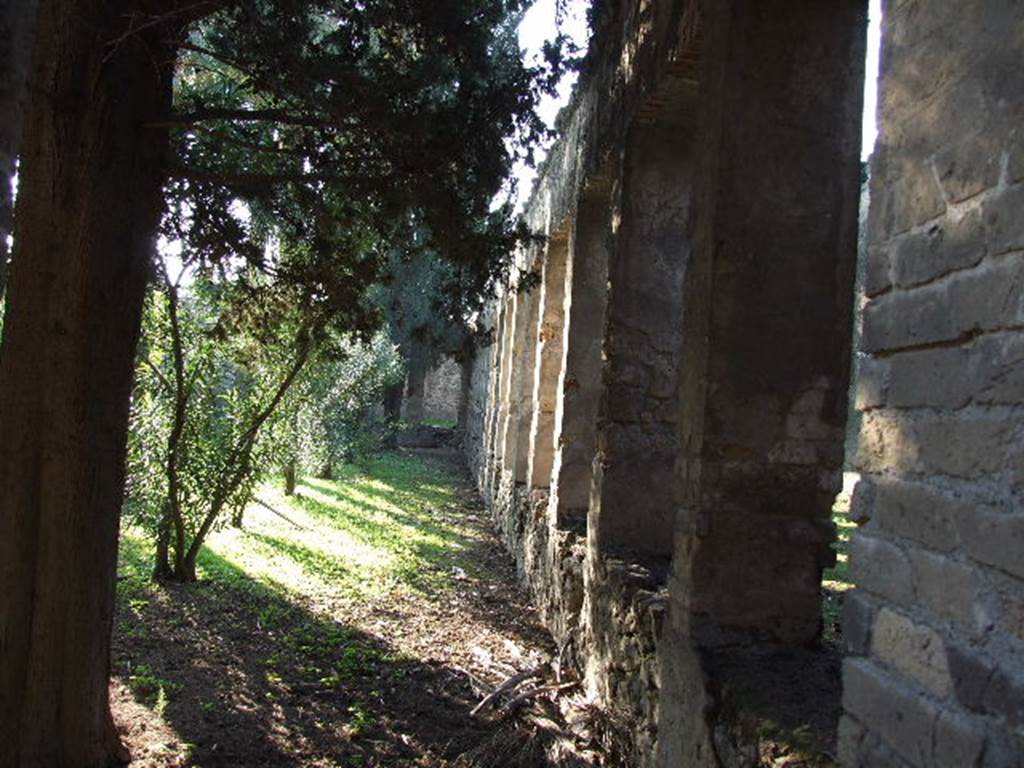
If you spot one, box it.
[465,1,1024,766]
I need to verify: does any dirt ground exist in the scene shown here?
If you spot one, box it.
[110,452,608,767]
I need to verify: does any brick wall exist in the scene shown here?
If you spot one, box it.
[841,2,1024,765]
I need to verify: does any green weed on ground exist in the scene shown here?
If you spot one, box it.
[207,452,473,599]
[118,452,475,609]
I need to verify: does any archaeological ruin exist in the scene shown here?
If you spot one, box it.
[461,1,1024,765]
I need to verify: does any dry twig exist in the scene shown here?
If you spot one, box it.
[470,663,549,716]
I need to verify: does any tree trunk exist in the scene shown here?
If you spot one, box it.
[175,553,198,584]
[153,509,174,582]
[284,458,297,496]
[318,459,334,480]
[403,357,427,425]
[0,1,176,764]
[382,380,403,447]
[0,0,37,303]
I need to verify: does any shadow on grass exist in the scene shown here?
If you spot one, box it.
[115,537,503,767]
[113,451,556,766]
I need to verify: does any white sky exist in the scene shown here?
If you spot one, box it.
[862,0,882,160]
[515,0,883,207]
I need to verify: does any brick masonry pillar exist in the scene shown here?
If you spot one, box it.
[671,0,865,646]
[588,116,692,560]
[549,179,613,531]
[482,301,506,496]
[840,2,1024,765]
[527,232,570,490]
[502,283,540,485]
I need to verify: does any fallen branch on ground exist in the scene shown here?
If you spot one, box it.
[499,680,579,716]
[253,497,309,530]
[470,662,549,716]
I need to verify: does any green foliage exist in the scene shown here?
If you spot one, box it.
[123,0,576,582]
[822,497,855,649]
[126,277,317,580]
[275,332,403,476]
[162,0,561,350]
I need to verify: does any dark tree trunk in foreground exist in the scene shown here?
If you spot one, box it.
[0,0,37,302]
[0,1,176,763]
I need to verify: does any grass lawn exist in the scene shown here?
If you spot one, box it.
[112,451,554,767]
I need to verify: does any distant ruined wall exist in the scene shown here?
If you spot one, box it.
[422,357,462,424]
[402,356,463,425]
[465,1,1024,766]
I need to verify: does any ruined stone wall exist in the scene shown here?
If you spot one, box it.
[422,356,462,425]
[465,5,698,763]
[465,1,1024,766]
[465,320,496,487]
[840,2,1024,765]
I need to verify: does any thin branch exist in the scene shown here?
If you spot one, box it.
[470,663,548,716]
[252,497,308,530]
[498,681,579,716]
[140,357,172,392]
[165,163,346,191]
[149,107,330,129]
[184,330,315,565]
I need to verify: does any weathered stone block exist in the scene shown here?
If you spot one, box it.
[991,579,1024,644]
[958,509,1024,580]
[861,285,955,353]
[873,477,961,552]
[913,413,1020,479]
[933,128,1002,204]
[892,208,985,288]
[857,410,1020,479]
[861,254,1024,354]
[886,345,971,409]
[848,475,877,526]
[855,356,890,411]
[871,607,953,697]
[933,710,986,768]
[910,549,982,632]
[972,332,1024,406]
[984,182,1024,256]
[877,331,1024,410]
[1009,131,1024,186]
[864,244,894,297]
[837,714,865,767]
[983,728,1024,768]
[888,158,948,236]
[953,644,1024,744]
[842,658,938,767]
[849,532,914,607]
[842,589,877,656]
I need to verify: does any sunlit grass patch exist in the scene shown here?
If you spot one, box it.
[821,487,856,648]
[198,452,472,600]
